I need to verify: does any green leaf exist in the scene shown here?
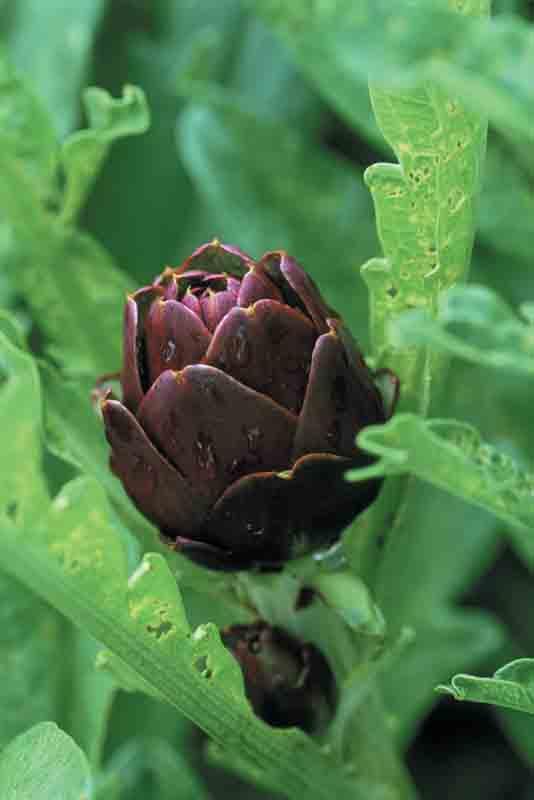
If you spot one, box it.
[61,85,150,223]
[362,1,489,413]
[392,285,534,376]
[478,137,534,267]
[3,0,107,136]
[0,327,48,524]
[363,481,503,745]
[349,414,534,548]
[62,632,116,768]
[97,737,209,800]
[0,56,58,196]
[1,483,363,800]
[0,62,149,375]
[438,658,534,714]
[252,0,534,144]
[0,324,117,765]
[0,722,90,800]
[0,143,131,374]
[0,573,64,749]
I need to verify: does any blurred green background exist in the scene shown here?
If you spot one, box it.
[2,0,534,798]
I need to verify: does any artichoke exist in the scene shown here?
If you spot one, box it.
[221,621,336,733]
[102,240,397,570]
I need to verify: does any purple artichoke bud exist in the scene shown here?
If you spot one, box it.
[221,621,336,733]
[102,240,398,570]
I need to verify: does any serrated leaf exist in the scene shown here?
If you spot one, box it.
[438,658,534,714]
[0,722,90,800]
[1,481,363,800]
[349,414,534,550]
[0,324,116,763]
[361,0,489,413]
[392,284,534,376]
[61,85,150,222]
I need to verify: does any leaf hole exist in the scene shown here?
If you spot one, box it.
[146,620,174,639]
[6,500,18,520]
[195,655,208,673]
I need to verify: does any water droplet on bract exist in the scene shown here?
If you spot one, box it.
[245,426,262,453]
[162,339,176,362]
[233,327,250,366]
[246,522,264,536]
[326,420,341,449]
[195,433,217,478]
[229,457,242,476]
[132,456,157,491]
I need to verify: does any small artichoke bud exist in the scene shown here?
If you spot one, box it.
[221,621,336,733]
[101,240,398,570]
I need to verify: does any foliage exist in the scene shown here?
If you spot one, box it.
[1,0,534,797]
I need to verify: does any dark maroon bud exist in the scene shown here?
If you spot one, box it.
[102,240,399,570]
[221,622,336,733]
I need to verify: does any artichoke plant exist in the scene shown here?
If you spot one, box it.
[221,622,336,733]
[102,240,397,570]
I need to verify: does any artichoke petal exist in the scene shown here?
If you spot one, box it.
[144,298,211,384]
[203,470,293,566]
[202,451,381,567]
[200,288,238,332]
[238,265,283,306]
[174,536,253,572]
[292,325,385,461]
[287,451,381,543]
[136,366,297,510]
[121,296,145,413]
[180,239,254,276]
[181,288,202,318]
[102,398,205,536]
[204,300,317,414]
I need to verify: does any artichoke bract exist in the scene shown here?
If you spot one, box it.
[102,240,397,571]
[221,622,336,733]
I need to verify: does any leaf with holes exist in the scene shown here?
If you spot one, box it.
[348,414,534,564]
[362,0,489,413]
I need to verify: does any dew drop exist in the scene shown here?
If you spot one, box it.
[195,432,217,477]
[246,522,264,536]
[326,419,341,448]
[162,339,176,362]
[245,426,262,453]
[233,327,250,366]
